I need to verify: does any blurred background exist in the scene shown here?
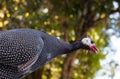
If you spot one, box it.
[0,0,120,79]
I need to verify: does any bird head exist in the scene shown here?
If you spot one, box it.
[81,37,98,55]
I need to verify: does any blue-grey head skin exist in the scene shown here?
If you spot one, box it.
[0,29,98,79]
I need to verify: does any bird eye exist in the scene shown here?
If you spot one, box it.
[91,41,94,44]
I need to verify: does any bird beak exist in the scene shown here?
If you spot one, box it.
[89,45,98,54]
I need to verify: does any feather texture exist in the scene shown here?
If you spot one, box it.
[0,29,72,79]
[0,28,96,79]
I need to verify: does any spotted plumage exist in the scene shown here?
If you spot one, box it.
[0,28,98,79]
[0,29,44,79]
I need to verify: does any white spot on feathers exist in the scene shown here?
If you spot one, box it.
[47,53,51,59]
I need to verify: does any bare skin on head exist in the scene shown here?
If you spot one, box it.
[81,37,98,55]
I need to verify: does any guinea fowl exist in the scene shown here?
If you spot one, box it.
[0,28,98,79]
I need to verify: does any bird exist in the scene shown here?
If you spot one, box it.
[0,28,98,79]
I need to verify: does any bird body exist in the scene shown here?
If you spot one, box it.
[0,28,98,79]
[0,29,72,79]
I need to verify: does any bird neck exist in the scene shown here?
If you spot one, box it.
[70,41,89,51]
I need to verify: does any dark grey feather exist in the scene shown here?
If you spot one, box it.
[0,29,44,78]
[0,28,72,79]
